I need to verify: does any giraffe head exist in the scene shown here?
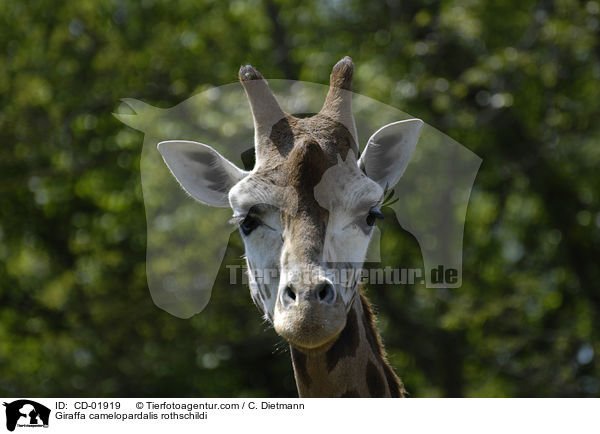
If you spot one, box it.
[158,57,423,352]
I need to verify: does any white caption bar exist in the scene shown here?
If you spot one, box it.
[1,398,597,434]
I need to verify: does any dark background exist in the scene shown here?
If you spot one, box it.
[1,0,599,397]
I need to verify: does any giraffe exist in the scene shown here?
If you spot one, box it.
[158,57,423,397]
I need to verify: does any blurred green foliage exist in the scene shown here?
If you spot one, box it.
[1,0,599,397]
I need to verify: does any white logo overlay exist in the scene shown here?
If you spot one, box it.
[115,80,482,319]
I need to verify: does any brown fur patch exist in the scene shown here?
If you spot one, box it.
[268,117,295,158]
[326,307,360,372]
[290,346,311,388]
[360,292,406,397]
[366,360,386,398]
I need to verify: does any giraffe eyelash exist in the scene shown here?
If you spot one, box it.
[382,188,398,207]
[229,215,245,226]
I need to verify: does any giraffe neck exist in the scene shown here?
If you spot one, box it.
[289,291,405,397]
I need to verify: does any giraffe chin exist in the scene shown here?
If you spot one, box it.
[289,333,342,355]
[279,327,346,355]
[273,306,347,354]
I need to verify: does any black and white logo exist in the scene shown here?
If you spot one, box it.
[3,400,50,432]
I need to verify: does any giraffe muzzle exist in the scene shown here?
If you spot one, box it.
[273,278,346,351]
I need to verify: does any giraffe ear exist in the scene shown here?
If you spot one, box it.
[158,140,248,207]
[358,119,424,189]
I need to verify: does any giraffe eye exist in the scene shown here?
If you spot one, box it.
[240,215,260,235]
[366,206,384,227]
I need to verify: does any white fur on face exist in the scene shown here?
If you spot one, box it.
[243,207,283,321]
[315,152,384,307]
[229,176,295,320]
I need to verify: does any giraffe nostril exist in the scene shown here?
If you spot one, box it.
[317,282,335,304]
[285,285,296,301]
[280,282,335,309]
[280,284,297,309]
